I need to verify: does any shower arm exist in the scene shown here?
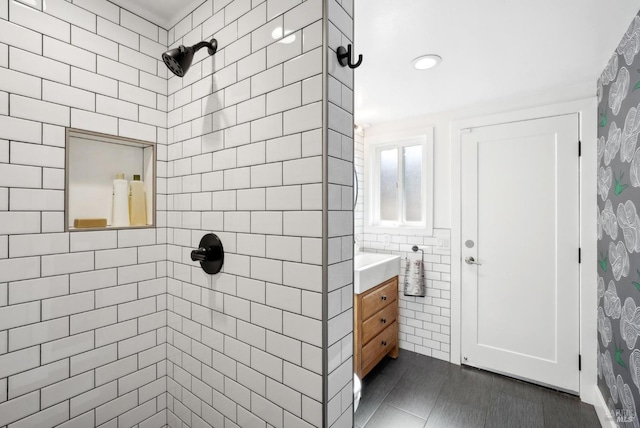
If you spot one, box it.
[191,39,218,55]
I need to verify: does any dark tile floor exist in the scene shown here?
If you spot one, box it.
[355,350,601,428]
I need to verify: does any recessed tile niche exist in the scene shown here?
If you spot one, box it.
[65,128,155,232]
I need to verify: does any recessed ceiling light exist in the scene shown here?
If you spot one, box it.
[411,55,442,70]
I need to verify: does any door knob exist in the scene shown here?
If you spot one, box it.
[465,256,482,266]
[191,233,224,274]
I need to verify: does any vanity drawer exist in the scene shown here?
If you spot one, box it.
[361,277,397,320]
[361,321,398,373]
[361,304,397,345]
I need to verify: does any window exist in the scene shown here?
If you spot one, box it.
[365,130,434,235]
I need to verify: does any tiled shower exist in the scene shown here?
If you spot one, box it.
[0,0,354,427]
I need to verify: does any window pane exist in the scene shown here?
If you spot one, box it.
[380,148,398,221]
[403,145,423,222]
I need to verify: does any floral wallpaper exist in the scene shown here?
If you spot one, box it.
[598,13,640,427]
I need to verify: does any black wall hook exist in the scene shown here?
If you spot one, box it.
[191,233,224,274]
[337,44,363,69]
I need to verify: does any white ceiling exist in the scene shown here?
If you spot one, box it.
[108,0,203,29]
[114,0,639,124]
[355,0,640,124]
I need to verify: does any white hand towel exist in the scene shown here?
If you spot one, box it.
[404,257,425,297]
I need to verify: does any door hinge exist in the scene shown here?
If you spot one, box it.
[578,248,581,263]
[579,355,582,371]
[578,140,582,157]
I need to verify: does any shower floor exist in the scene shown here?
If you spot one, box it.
[355,350,600,428]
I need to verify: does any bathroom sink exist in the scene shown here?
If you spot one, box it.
[354,252,401,294]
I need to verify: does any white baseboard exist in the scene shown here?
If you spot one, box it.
[593,385,616,428]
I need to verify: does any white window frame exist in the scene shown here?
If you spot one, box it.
[364,128,434,236]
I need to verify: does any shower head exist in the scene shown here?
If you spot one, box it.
[162,38,218,77]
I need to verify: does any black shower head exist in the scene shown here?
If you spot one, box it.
[162,39,218,77]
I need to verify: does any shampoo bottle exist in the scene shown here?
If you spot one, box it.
[111,173,130,227]
[129,174,147,226]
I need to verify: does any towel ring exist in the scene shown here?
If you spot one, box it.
[411,245,424,262]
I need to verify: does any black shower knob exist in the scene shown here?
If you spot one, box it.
[191,233,224,274]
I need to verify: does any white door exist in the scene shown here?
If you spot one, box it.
[461,114,580,393]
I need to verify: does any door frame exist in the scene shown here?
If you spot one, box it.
[450,98,598,403]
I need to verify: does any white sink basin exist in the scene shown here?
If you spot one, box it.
[354,252,401,294]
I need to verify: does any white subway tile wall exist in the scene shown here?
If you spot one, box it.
[326,1,354,428]
[0,1,168,427]
[1,0,356,426]
[164,0,347,427]
[354,136,452,361]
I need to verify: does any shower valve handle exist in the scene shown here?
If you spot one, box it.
[191,233,224,275]
[190,248,208,262]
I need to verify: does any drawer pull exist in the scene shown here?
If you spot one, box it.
[382,340,387,346]
[381,318,387,324]
[381,295,387,301]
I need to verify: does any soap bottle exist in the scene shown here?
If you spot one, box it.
[129,174,147,226]
[145,174,153,226]
[111,173,130,227]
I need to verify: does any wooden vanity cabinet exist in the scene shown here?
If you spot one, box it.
[354,276,399,378]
